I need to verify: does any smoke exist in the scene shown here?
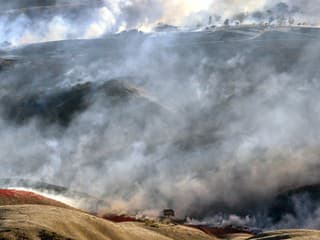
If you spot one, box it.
[1,0,320,47]
[0,0,319,47]
[7,187,78,208]
[0,6,118,46]
[186,192,320,231]
[111,0,320,29]
[271,194,320,230]
[1,0,320,231]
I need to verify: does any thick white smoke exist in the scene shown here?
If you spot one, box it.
[1,0,320,231]
[0,7,118,46]
[2,0,320,47]
[1,28,320,219]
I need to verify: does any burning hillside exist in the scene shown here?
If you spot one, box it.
[1,0,320,239]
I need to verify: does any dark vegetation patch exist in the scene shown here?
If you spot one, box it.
[38,229,73,240]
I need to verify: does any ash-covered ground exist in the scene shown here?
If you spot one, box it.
[1,0,320,233]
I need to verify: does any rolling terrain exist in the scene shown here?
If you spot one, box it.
[0,196,319,239]
[1,4,320,237]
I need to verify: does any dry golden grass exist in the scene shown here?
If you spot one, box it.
[0,205,217,240]
[122,222,218,240]
[0,205,319,239]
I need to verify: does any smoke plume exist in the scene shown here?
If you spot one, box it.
[1,0,320,231]
[1,0,320,46]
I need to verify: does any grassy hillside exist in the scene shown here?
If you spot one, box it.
[0,205,217,240]
[0,189,74,209]
[0,204,319,239]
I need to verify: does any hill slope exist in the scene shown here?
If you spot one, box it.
[0,189,73,210]
[0,204,320,239]
[0,205,216,240]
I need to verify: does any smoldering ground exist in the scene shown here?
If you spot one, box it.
[1,0,320,231]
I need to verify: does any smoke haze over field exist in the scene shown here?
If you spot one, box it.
[1,0,320,232]
[0,0,320,46]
